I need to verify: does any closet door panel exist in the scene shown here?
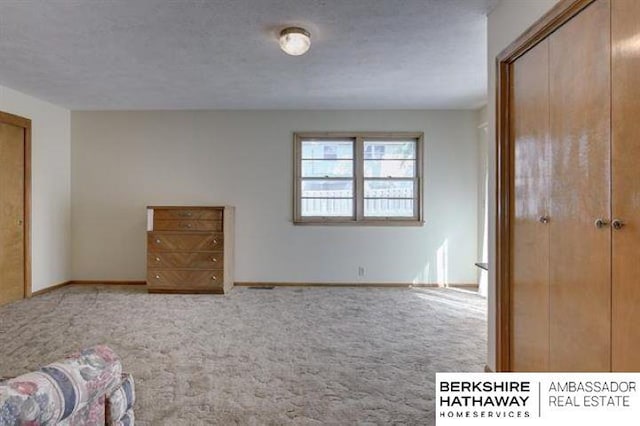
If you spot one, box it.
[612,0,640,372]
[548,0,611,372]
[510,39,550,371]
[0,122,25,306]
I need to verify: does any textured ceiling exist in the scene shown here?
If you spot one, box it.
[0,0,497,110]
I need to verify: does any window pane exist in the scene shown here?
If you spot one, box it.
[364,140,416,159]
[364,159,415,177]
[301,140,354,159]
[301,160,353,177]
[364,180,414,198]
[302,198,353,217]
[364,199,414,217]
[301,180,353,198]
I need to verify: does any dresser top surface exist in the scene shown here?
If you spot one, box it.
[147,205,233,210]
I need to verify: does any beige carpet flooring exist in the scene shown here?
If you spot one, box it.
[0,285,486,425]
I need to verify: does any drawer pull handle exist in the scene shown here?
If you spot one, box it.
[187,223,193,228]
[156,239,161,244]
[211,276,217,281]
[155,257,161,262]
[212,239,217,244]
[211,257,217,263]
[155,275,160,279]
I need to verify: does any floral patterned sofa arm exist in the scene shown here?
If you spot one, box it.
[106,373,135,426]
[0,345,134,425]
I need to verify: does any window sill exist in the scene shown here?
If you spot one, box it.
[293,219,425,227]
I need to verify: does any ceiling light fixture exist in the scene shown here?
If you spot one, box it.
[279,27,311,56]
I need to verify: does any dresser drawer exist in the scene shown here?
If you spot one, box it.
[148,232,223,252]
[147,270,223,290]
[148,252,223,269]
[153,219,222,232]
[153,208,223,221]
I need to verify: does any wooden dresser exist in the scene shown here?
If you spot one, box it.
[146,206,234,294]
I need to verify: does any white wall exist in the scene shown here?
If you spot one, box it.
[0,85,72,292]
[476,105,488,297]
[71,110,478,284]
[486,0,560,369]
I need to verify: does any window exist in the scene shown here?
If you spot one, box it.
[293,132,423,225]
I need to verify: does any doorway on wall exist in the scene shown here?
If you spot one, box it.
[0,111,31,305]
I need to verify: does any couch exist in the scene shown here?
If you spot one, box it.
[0,345,135,425]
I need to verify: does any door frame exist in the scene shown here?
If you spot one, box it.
[0,110,32,298]
[495,0,599,371]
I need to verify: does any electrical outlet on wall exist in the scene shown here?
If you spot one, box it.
[358,266,365,278]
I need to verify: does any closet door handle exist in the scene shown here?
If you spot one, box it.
[612,219,625,230]
[594,218,610,229]
[539,216,550,224]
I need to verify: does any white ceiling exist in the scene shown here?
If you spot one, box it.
[0,0,497,110]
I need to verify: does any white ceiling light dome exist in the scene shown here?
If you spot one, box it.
[279,27,311,56]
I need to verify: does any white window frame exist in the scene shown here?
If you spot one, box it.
[293,132,424,226]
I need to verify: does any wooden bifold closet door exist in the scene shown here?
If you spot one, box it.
[510,39,551,372]
[507,0,640,372]
[548,0,612,372]
[510,0,614,372]
[0,120,26,305]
